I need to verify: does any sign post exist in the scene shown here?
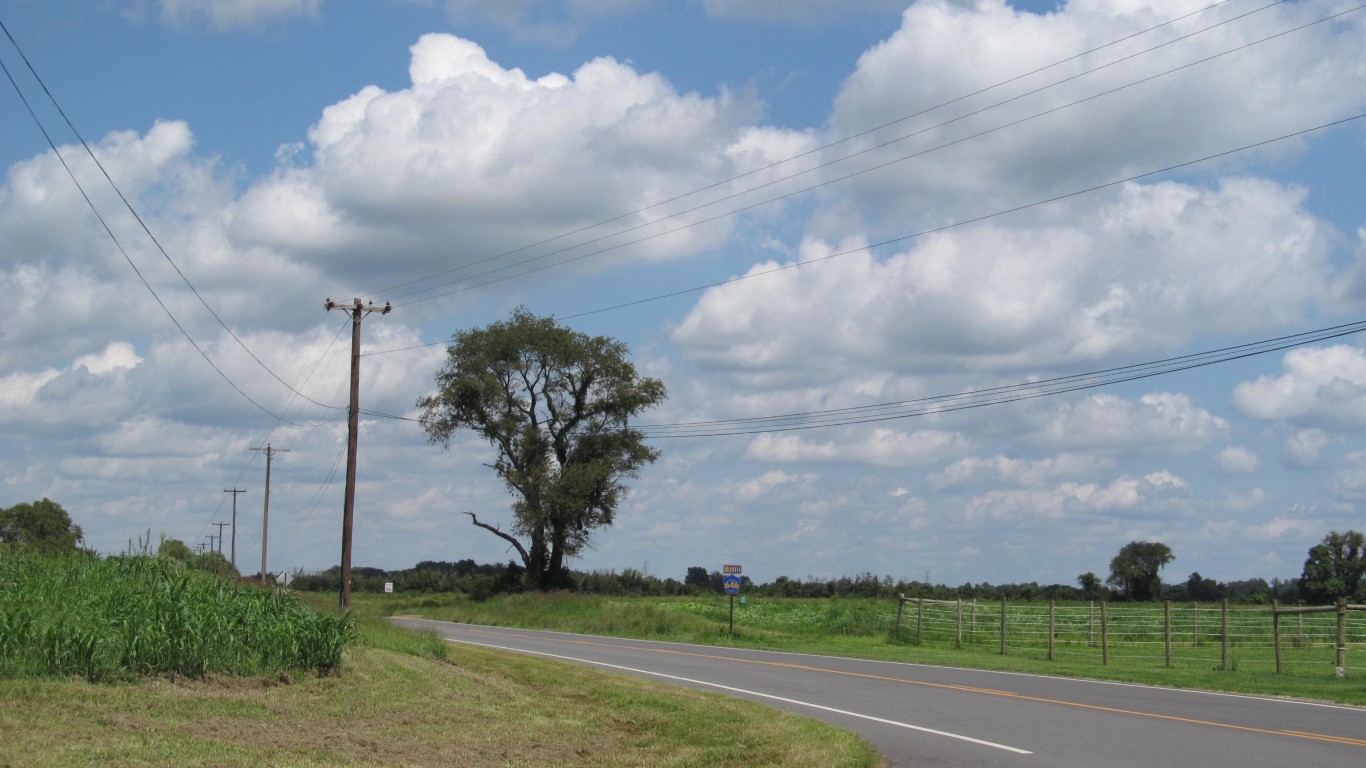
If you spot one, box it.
[723,564,742,634]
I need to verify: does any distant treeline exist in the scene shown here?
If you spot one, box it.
[290,561,1302,604]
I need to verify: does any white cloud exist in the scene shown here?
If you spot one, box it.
[674,179,1335,375]
[229,33,805,290]
[826,0,1366,228]
[1216,446,1260,474]
[929,453,1111,490]
[962,470,1187,522]
[1282,428,1336,469]
[745,428,971,467]
[1038,392,1226,453]
[1232,345,1366,429]
[158,0,321,31]
[734,469,815,501]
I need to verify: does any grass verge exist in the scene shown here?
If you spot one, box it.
[0,637,877,767]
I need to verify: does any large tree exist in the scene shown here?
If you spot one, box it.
[1299,530,1364,604]
[1106,541,1174,601]
[417,308,667,590]
[0,498,84,555]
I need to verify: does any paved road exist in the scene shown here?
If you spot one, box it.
[393,619,1366,767]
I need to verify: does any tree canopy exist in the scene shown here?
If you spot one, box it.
[1299,530,1364,604]
[1106,541,1174,601]
[0,498,84,555]
[417,308,667,590]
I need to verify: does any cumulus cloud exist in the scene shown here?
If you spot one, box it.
[228,33,808,292]
[673,178,1334,376]
[963,470,1187,521]
[825,0,1366,228]
[1038,392,1226,453]
[1232,345,1366,429]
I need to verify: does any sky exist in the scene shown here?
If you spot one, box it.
[2,0,1365,589]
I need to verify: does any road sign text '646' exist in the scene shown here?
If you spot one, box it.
[723,574,742,595]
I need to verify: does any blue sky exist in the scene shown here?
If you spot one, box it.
[3,0,1365,589]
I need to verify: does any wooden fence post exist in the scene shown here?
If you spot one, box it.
[1192,601,1199,647]
[1164,600,1172,668]
[1000,596,1007,656]
[1220,599,1229,671]
[1048,600,1055,661]
[916,598,924,646]
[1089,601,1095,647]
[1272,600,1282,675]
[956,599,963,649]
[895,594,905,637]
[1338,598,1348,678]
[1101,602,1109,666]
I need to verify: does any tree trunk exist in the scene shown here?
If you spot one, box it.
[544,521,571,589]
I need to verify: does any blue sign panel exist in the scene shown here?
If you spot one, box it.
[723,574,742,595]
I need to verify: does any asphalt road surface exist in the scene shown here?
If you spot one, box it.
[392,618,1366,767]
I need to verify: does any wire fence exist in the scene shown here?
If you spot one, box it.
[894,596,1366,677]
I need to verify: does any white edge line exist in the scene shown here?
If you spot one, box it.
[399,619,1366,714]
[448,636,1033,756]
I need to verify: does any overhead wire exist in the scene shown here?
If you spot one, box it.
[367,0,1358,328]
[0,45,310,428]
[366,0,1270,304]
[635,320,1366,437]
[363,0,1251,296]
[0,18,348,418]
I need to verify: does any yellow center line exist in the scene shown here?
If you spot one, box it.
[464,626,1362,749]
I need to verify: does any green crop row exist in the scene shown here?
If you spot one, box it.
[0,550,357,682]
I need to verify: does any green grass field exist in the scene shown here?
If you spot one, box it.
[357,590,1366,706]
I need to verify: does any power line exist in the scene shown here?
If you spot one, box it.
[0,19,348,418]
[635,320,1366,437]
[355,320,1366,439]
[378,3,1362,316]
[363,0,1265,304]
[360,108,1366,359]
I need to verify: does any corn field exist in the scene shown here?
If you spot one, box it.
[896,597,1366,677]
[0,551,356,682]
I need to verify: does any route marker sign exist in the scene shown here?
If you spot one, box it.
[723,564,742,574]
[723,574,742,595]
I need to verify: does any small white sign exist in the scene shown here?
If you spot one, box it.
[384,582,394,594]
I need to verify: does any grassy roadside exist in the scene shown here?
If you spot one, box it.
[0,615,878,768]
[351,591,1366,707]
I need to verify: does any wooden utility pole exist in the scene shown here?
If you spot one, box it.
[211,522,229,555]
[324,297,391,611]
[250,444,289,587]
[223,488,245,569]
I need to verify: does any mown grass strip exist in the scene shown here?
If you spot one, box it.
[0,642,878,767]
